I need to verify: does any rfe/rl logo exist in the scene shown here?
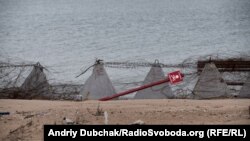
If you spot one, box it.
[168,71,183,84]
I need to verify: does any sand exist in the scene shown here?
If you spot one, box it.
[0,99,249,140]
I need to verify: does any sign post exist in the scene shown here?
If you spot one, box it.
[99,71,184,101]
[168,70,183,84]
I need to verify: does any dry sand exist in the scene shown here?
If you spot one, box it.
[0,99,249,140]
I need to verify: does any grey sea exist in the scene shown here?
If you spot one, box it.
[0,0,250,88]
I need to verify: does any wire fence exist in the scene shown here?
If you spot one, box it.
[0,54,250,100]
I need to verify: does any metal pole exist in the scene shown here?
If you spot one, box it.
[99,73,184,101]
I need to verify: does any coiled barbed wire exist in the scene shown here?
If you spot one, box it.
[104,61,197,69]
[0,62,48,71]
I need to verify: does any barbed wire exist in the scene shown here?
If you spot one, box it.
[0,62,48,71]
[1,54,250,100]
[104,61,197,69]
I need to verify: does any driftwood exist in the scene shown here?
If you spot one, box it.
[225,81,244,86]
[9,121,32,134]
[197,60,250,72]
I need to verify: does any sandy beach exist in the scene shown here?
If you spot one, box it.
[0,99,249,140]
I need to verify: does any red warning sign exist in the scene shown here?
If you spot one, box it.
[168,71,183,84]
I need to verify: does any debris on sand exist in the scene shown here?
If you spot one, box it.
[104,111,108,125]
[0,112,10,116]
[131,120,145,125]
[63,117,74,125]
